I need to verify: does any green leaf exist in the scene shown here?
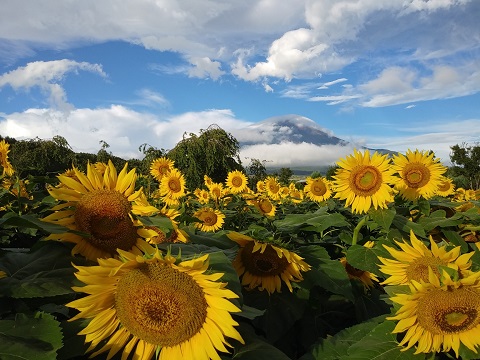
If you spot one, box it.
[232,323,291,360]
[346,243,392,277]
[298,245,354,301]
[442,229,469,253]
[137,215,174,230]
[417,210,464,231]
[0,242,76,298]
[0,214,71,234]
[369,208,396,232]
[274,212,349,234]
[342,321,421,359]
[301,316,385,360]
[0,312,63,360]
[391,215,425,237]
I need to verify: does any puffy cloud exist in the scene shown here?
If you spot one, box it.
[0,60,106,111]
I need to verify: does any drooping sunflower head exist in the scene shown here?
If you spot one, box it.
[227,232,311,294]
[289,188,304,203]
[193,207,225,232]
[150,157,175,181]
[42,161,154,260]
[204,174,214,188]
[252,197,276,217]
[378,231,473,286]
[392,149,447,201]
[304,176,333,202]
[226,170,248,193]
[435,176,456,197]
[0,140,14,177]
[67,246,244,360]
[159,168,186,200]
[333,149,397,214]
[387,269,480,357]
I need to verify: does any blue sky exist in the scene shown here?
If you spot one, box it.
[0,0,479,167]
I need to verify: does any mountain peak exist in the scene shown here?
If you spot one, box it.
[235,114,348,147]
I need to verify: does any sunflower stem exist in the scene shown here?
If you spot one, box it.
[352,215,368,245]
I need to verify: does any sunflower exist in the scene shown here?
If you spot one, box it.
[0,270,7,279]
[435,176,455,197]
[304,176,333,202]
[251,197,276,217]
[378,231,473,286]
[226,170,248,193]
[289,188,304,204]
[159,168,186,205]
[42,161,155,261]
[196,189,211,204]
[391,149,447,201]
[256,180,266,193]
[193,207,225,232]
[387,269,480,357]
[204,174,214,188]
[332,149,396,214]
[0,140,14,176]
[209,182,224,200]
[67,246,244,360]
[264,176,281,200]
[150,157,175,182]
[340,257,379,289]
[227,232,311,294]
[94,162,107,176]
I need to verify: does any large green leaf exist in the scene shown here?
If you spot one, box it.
[274,211,349,234]
[0,242,76,298]
[417,210,464,231]
[369,208,396,232]
[0,312,63,360]
[346,243,391,277]
[341,321,421,360]
[0,214,70,234]
[298,245,354,301]
[301,316,385,360]
[391,215,425,237]
[232,323,291,360]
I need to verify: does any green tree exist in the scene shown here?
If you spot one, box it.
[449,142,480,189]
[245,158,268,186]
[276,167,294,185]
[167,124,243,189]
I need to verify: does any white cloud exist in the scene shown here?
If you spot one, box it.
[186,56,225,80]
[0,60,106,111]
[0,107,252,160]
[239,142,357,167]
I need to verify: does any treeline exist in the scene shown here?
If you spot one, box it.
[2,127,479,190]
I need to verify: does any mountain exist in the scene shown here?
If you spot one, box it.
[235,114,349,147]
[232,114,393,173]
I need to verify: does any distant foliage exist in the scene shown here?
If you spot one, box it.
[449,142,480,189]
[168,124,244,189]
[245,158,268,185]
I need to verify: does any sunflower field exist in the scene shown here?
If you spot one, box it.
[2,139,480,360]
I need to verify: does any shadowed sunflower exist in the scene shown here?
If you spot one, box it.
[333,149,396,214]
[0,140,14,176]
[435,176,455,197]
[378,231,473,286]
[67,245,244,360]
[193,207,225,232]
[209,182,224,201]
[226,170,248,193]
[340,257,379,289]
[388,269,480,357]
[256,180,266,193]
[42,161,156,261]
[304,176,333,202]
[159,168,186,206]
[227,232,311,294]
[94,162,107,176]
[392,149,447,201]
[150,157,175,181]
[0,270,6,279]
[250,197,276,217]
[289,187,304,204]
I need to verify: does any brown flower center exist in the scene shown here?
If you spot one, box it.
[417,287,480,334]
[115,263,208,346]
[75,190,137,254]
[231,176,243,187]
[403,163,430,189]
[405,256,446,283]
[311,179,327,196]
[350,165,382,196]
[241,242,289,276]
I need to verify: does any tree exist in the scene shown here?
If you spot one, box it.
[167,124,244,190]
[245,158,268,186]
[449,142,480,189]
[276,167,294,185]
